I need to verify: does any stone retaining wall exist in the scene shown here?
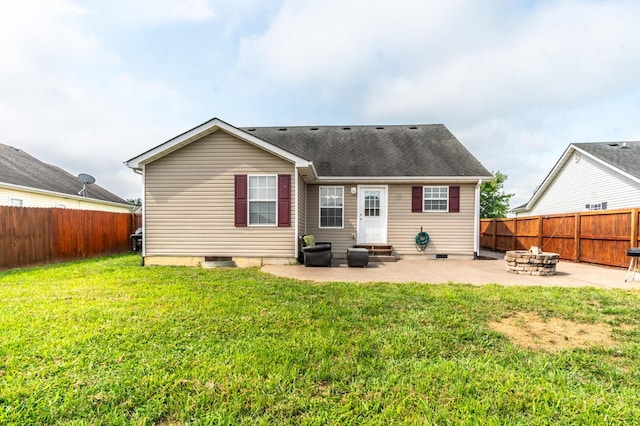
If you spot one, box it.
[505,251,559,276]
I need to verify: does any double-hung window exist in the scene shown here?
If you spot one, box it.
[319,186,344,228]
[10,198,23,207]
[423,186,448,212]
[248,175,277,225]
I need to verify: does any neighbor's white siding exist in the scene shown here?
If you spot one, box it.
[517,153,640,217]
[144,130,296,257]
[307,183,477,257]
[0,186,131,212]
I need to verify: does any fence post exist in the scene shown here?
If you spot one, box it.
[574,212,580,262]
[537,216,543,249]
[512,218,517,251]
[492,219,497,251]
[631,208,638,248]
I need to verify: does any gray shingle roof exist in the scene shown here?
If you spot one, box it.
[242,124,491,177]
[0,143,128,205]
[573,142,640,179]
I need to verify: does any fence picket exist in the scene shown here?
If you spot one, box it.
[0,206,141,269]
[480,208,639,267]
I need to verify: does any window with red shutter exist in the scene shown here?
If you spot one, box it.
[412,185,460,212]
[412,186,422,212]
[234,175,247,227]
[278,174,291,227]
[449,186,460,213]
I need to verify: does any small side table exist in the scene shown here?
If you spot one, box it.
[347,247,369,267]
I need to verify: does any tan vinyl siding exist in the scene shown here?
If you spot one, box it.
[144,130,296,257]
[306,183,476,257]
[306,184,357,256]
[388,184,476,255]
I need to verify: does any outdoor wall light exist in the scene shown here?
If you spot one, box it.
[350,187,357,195]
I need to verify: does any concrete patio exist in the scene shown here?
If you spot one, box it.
[262,251,640,289]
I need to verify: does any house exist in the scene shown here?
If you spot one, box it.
[513,141,640,217]
[0,143,132,213]
[125,118,492,267]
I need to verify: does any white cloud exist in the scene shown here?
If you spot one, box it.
[364,0,640,121]
[235,0,640,207]
[0,0,195,199]
[100,0,215,23]
[236,0,640,121]
[2,0,640,208]
[237,0,485,87]
[0,1,111,76]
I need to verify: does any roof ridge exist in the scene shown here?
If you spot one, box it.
[241,123,443,129]
[573,141,640,145]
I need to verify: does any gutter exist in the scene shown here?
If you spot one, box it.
[314,175,493,184]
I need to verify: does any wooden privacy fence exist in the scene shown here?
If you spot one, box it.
[480,208,640,268]
[0,206,140,270]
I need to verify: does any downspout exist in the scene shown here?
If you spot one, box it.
[141,165,146,265]
[474,179,481,259]
[294,170,299,259]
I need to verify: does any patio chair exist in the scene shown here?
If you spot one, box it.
[298,235,332,267]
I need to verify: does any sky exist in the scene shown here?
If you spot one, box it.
[1,0,640,208]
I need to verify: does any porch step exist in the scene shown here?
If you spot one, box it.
[353,244,396,262]
[369,255,397,263]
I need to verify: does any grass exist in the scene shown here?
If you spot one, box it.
[1,254,640,424]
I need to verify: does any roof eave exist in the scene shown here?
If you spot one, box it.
[310,175,493,184]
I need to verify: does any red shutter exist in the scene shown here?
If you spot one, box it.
[449,186,460,213]
[412,186,422,212]
[234,175,247,227]
[278,174,291,227]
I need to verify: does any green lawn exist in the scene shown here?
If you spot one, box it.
[1,254,640,425]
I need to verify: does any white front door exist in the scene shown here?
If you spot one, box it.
[357,186,388,244]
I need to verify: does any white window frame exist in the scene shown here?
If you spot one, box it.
[10,198,23,207]
[423,186,448,212]
[319,186,344,229]
[248,174,278,226]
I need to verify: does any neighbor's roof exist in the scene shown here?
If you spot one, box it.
[0,143,129,205]
[512,141,640,213]
[573,142,640,180]
[244,124,492,177]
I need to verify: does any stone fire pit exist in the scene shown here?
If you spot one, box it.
[505,250,560,276]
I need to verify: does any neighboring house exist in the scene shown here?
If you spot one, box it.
[0,143,132,213]
[513,141,640,217]
[125,118,492,267]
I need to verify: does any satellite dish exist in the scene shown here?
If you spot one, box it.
[78,173,96,185]
[77,173,96,196]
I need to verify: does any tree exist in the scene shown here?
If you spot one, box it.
[480,171,514,218]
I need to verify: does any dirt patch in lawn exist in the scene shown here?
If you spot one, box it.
[488,312,616,352]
